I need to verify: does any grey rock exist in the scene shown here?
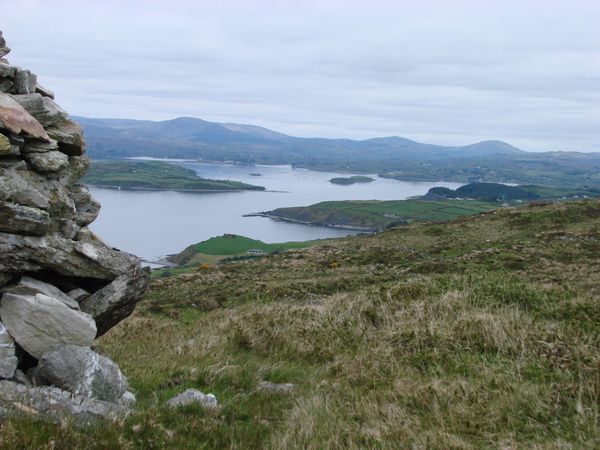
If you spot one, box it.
[35,83,54,99]
[0,231,140,280]
[0,273,12,288]
[36,345,128,403]
[70,184,101,226]
[0,292,96,359]
[13,93,66,127]
[0,92,50,141]
[56,218,81,239]
[21,138,59,153]
[59,156,90,187]
[0,62,15,78]
[0,321,17,379]
[47,119,85,155]
[0,168,51,210]
[80,266,150,337]
[166,389,218,409]
[0,79,13,94]
[120,391,136,407]
[258,381,297,393]
[0,47,9,58]
[68,288,90,302]
[0,202,50,236]
[13,69,37,95]
[12,369,30,386]
[0,133,10,153]
[0,380,128,426]
[25,150,69,173]
[4,276,80,310]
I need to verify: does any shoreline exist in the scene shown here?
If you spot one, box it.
[244,212,378,232]
[85,184,266,193]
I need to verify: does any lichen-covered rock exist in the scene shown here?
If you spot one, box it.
[69,184,101,226]
[13,93,67,127]
[0,202,50,235]
[0,92,50,141]
[47,119,85,155]
[166,389,218,409]
[0,30,149,421]
[0,292,96,359]
[0,168,50,209]
[0,33,10,57]
[0,134,10,154]
[0,321,17,379]
[13,69,37,95]
[0,380,128,425]
[81,268,151,337]
[25,150,70,173]
[36,345,128,403]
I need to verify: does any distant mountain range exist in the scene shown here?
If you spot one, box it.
[74,115,600,187]
[74,116,524,164]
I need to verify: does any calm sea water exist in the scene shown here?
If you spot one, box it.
[88,162,462,261]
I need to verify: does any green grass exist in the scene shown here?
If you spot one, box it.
[267,199,496,229]
[4,200,600,449]
[166,235,323,267]
[83,160,265,191]
[329,176,374,185]
[192,235,318,255]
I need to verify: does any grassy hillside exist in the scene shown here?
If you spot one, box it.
[263,199,496,230]
[427,182,600,202]
[166,235,322,267]
[380,152,600,188]
[4,200,600,448]
[82,160,265,191]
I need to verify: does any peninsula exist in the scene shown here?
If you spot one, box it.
[82,160,265,192]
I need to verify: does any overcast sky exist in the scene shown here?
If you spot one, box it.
[2,0,599,151]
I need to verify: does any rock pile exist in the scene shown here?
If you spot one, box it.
[0,31,149,423]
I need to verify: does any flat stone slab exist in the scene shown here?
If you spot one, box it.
[0,292,96,359]
[4,276,80,310]
[0,380,128,426]
[0,92,49,141]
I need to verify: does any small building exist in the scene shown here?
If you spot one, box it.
[247,249,265,255]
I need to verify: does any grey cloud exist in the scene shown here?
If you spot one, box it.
[1,0,598,151]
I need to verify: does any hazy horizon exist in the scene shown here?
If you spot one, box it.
[2,0,599,152]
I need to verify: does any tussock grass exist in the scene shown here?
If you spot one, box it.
[2,200,600,448]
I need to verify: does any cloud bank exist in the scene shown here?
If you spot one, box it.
[2,0,599,151]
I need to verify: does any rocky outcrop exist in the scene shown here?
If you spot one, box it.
[36,345,130,403]
[0,380,128,426]
[0,31,149,422]
[166,389,218,409]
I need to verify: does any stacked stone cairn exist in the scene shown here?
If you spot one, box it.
[0,31,149,425]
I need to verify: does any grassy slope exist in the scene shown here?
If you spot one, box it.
[3,200,600,449]
[267,199,496,229]
[166,235,322,268]
[82,160,265,191]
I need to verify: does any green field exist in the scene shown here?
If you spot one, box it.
[267,199,496,230]
[166,235,323,267]
[83,160,265,191]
